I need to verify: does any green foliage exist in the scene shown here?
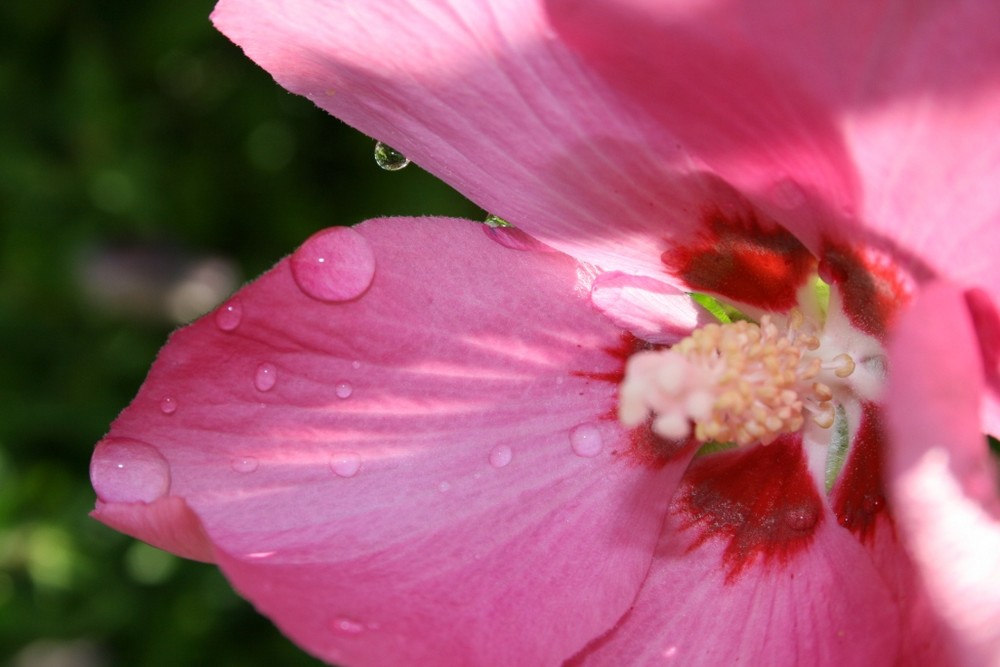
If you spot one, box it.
[0,1,479,664]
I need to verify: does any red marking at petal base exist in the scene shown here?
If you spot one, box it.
[819,242,911,339]
[622,420,696,469]
[831,402,890,544]
[676,435,823,581]
[965,288,1000,383]
[662,200,815,311]
[573,332,653,384]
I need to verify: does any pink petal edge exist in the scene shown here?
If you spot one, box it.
[91,216,689,666]
[887,281,1000,667]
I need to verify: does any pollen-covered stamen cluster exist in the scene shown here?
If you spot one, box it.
[619,312,856,446]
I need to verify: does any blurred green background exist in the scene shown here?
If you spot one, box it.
[0,2,478,665]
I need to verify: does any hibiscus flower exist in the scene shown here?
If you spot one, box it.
[89,1,1000,665]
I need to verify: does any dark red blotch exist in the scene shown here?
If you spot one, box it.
[662,201,815,312]
[675,435,824,581]
[575,333,694,467]
[831,401,889,543]
[819,242,909,339]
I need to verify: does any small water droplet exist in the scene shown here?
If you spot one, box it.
[291,228,376,302]
[215,298,243,331]
[335,381,353,399]
[373,141,410,171]
[159,397,177,415]
[438,481,451,493]
[569,424,603,458]
[329,616,366,636]
[784,504,819,531]
[231,456,259,473]
[91,437,171,503]
[489,444,513,468]
[330,452,361,478]
[484,214,511,228]
[254,363,277,392]
[351,360,361,370]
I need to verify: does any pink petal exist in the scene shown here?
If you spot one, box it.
[569,440,900,666]
[589,271,710,345]
[91,217,688,666]
[550,0,1000,308]
[886,282,1000,666]
[92,496,216,563]
[547,0,862,250]
[211,0,791,286]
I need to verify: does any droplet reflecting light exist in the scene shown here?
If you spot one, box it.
[91,437,171,503]
[159,397,177,415]
[489,445,513,468]
[329,616,366,636]
[335,381,353,399]
[254,363,277,392]
[330,452,361,478]
[215,298,243,331]
[290,228,376,302]
[232,456,259,473]
[569,424,603,458]
[373,141,410,171]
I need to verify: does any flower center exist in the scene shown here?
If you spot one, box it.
[618,310,857,447]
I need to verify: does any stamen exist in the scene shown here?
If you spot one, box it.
[619,312,856,447]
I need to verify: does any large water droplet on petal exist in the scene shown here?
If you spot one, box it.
[231,456,259,473]
[335,381,353,399]
[91,437,171,503]
[329,452,361,478]
[489,444,513,468]
[214,298,243,331]
[291,228,376,303]
[569,424,603,458]
[373,141,410,171]
[254,362,277,392]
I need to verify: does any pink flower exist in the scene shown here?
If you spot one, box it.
[89,1,1000,665]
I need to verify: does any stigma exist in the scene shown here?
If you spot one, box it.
[618,311,857,446]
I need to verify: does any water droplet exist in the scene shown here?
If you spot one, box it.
[784,504,819,531]
[215,298,243,331]
[291,228,376,302]
[484,214,511,228]
[569,424,603,458]
[231,456,259,473]
[351,360,361,370]
[91,437,171,503]
[373,141,410,171]
[335,381,353,399]
[438,481,451,493]
[329,616,366,636]
[489,444,513,468]
[330,452,361,478]
[482,225,555,253]
[159,397,177,415]
[254,362,277,392]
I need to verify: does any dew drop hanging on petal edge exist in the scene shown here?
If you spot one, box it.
[373,141,410,171]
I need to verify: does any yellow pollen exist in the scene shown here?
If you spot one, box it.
[618,312,851,446]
